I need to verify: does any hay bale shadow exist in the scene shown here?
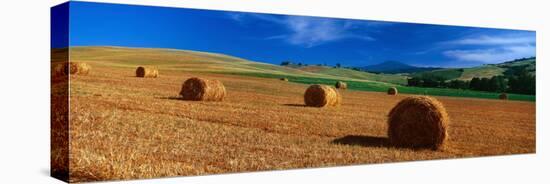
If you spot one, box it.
[282,103,308,107]
[157,96,182,101]
[332,135,390,148]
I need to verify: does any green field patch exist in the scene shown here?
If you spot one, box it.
[315,68,408,85]
[216,71,535,102]
[412,68,463,80]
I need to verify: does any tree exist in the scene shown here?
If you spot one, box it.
[489,76,507,92]
[407,77,421,86]
[470,77,481,90]
[280,61,291,66]
[508,69,535,95]
[479,78,490,91]
[448,79,469,89]
[336,63,341,68]
[488,77,498,92]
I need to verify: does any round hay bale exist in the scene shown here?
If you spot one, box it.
[180,77,226,101]
[136,66,159,78]
[51,63,67,77]
[335,81,347,90]
[499,93,508,100]
[280,78,289,81]
[387,96,449,150]
[387,87,398,95]
[64,62,90,75]
[51,63,70,84]
[304,84,341,107]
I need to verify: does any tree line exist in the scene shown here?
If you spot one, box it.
[407,68,535,95]
[281,61,343,68]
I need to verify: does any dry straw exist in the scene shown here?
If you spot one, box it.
[387,96,449,150]
[51,63,66,77]
[69,62,91,75]
[335,81,347,90]
[180,77,226,101]
[56,62,90,76]
[499,93,508,100]
[387,87,398,95]
[304,84,341,107]
[136,66,159,78]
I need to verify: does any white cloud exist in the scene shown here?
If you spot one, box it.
[227,13,245,22]
[443,44,535,63]
[228,13,286,24]
[445,35,535,45]
[441,33,536,63]
[282,17,374,47]
[226,13,376,47]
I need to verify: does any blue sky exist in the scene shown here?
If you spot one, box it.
[63,1,536,68]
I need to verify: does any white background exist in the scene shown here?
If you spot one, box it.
[0,0,547,183]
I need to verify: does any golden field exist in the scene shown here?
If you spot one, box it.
[60,47,535,182]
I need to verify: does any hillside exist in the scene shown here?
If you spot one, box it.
[70,46,318,76]
[67,46,535,101]
[71,47,534,86]
[362,61,441,74]
[293,66,408,85]
[412,58,535,81]
[70,46,405,85]
[497,58,536,76]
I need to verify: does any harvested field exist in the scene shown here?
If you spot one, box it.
[64,47,535,182]
[68,62,535,182]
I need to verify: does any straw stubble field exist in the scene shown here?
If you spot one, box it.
[67,62,535,182]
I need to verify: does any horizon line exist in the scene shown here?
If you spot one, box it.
[53,45,536,68]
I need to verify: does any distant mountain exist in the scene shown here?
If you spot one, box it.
[361,61,441,74]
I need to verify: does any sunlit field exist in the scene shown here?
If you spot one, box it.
[66,47,535,182]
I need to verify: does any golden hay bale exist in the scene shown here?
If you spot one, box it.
[335,81,347,89]
[304,84,341,107]
[69,62,91,75]
[280,78,289,81]
[136,66,159,78]
[387,96,449,150]
[499,93,508,100]
[180,77,226,101]
[387,87,398,95]
[51,63,66,77]
[61,62,90,75]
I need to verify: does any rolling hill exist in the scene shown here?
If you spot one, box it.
[69,46,406,85]
[361,61,441,74]
[412,58,535,81]
[70,46,318,76]
[67,46,535,101]
[292,65,408,85]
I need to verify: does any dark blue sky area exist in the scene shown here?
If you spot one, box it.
[66,1,536,68]
[51,2,69,48]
